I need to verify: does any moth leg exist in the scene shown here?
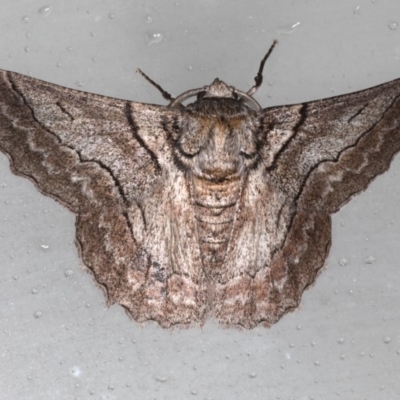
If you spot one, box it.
[136,68,174,101]
[247,40,278,96]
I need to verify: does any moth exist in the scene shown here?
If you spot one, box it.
[1,41,400,329]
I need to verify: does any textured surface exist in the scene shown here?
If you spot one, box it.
[1,70,400,329]
[2,1,400,399]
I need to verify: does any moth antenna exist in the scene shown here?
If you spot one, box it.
[136,68,175,102]
[247,40,278,96]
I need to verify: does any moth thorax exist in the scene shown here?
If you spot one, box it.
[176,115,260,181]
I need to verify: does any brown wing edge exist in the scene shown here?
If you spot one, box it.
[255,79,400,328]
[0,71,142,320]
[0,70,207,329]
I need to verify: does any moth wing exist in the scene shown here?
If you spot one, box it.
[0,71,205,327]
[216,78,400,328]
[264,77,400,213]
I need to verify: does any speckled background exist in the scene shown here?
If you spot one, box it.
[1,1,400,399]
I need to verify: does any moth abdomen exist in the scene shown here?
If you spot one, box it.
[191,175,243,277]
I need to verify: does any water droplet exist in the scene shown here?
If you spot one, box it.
[314,360,320,366]
[340,354,346,360]
[76,82,84,88]
[12,275,18,280]
[85,302,91,308]
[155,376,167,382]
[108,384,115,390]
[383,336,391,344]
[147,32,163,45]
[145,15,153,24]
[364,255,376,264]
[56,62,62,68]
[339,258,349,266]
[38,6,52,17]
[64,269,74,278]
[33,310,42,318]
[70,366,82,377]
[22,16,29,23]
[190,390,198,395]
[388,21,398,30]
[0,182,7,188]
[40,244,49,250]
[248,372,257,378]
[186,65,193,71]
[24,46,30,53]
[90,32,96,37]
[337,337,345,344]
[31,288,38,294]
[67,47,73,52]
[353,5,361,15]
[26,33,31,39]
[109,13,115,19]
[276,22,301,35]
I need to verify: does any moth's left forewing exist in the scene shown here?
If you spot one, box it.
[305,80,400,213]
[272,79,400,321]
[264,78,400,210]
[216,79,400,328]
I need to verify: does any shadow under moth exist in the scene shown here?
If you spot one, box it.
[1,41,400,329]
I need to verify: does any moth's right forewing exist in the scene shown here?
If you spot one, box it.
[0,70,207,327]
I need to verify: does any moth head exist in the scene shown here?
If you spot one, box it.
[198,78,238,100]
[138,40,278,111]
[170,78,262,111]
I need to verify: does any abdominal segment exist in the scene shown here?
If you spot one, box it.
[191,174,243,279]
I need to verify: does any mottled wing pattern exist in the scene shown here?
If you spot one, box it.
[0,71,205,328]
[2,70,400,329]
[215,78,400,328]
